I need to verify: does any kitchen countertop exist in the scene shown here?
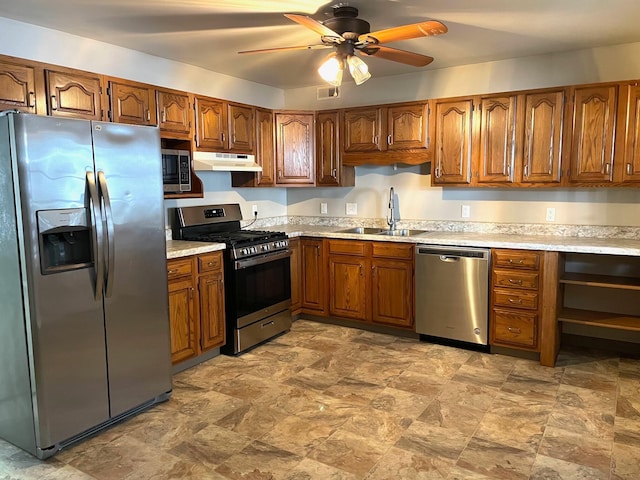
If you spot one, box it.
[166,225,640,258]
[166,240,226,259]
[277,224,640,257]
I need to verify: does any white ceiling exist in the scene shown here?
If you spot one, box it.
[2,0,640,90]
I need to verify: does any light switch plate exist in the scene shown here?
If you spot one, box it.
[320,202,328,214]
[546,207,556,222]
[346,203,358,215]
[461,205,471,218]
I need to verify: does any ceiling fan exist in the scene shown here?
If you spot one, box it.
[238,5,447,86]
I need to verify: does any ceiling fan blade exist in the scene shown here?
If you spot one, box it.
[238,44,331,55]
[360,45,434,67]
[284,13,344,40]
[360,20,447,44]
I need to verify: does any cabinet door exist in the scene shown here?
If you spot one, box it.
[522,90,564,184]
[157,89,190,136]
[316,110,341,186]
[387,103,428,151]
[0,60,37,113]
[254,108,275,186]
[477,95,517,183]
[301,239,326,313]
[328,255,368,321]
[199,271,226,351]
[343,107,383,152]
[45,69,103,120]
[194,96,226,150]
[275,113,315,185]
[371,259,414,328]
[289,238,301,312]
[568,84,617,183]
[228,104,254,152]
[432,99,473,184]
[108,80,157,126]
[168,277,198,364]
[622,84,640,183]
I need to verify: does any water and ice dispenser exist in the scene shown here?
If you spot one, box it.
[37,208,92,274]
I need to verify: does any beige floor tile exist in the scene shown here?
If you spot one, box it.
[611,442,640,479]
[395,420,470,461]
[538,425,612,475]
[365,446,455,479]
[455,437,536,480]
[529,454,609,480]
[215,440,302,479]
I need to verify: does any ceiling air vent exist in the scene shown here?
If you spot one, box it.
[317,86,340,100]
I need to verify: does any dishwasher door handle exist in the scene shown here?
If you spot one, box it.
[440,255,461,262]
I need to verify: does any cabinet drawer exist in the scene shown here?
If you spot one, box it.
[371,242,413,260]
[493,270,539,290]
[328,239,366,256]
[167,257,193,280]
[492,308,538,349]
[198,252,222,273]
[493,250,540,270]
[493,288,538,310]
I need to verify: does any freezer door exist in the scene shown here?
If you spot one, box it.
[91,121,172,417]
[10,114,110,449]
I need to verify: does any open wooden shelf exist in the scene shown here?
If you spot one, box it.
[559,272,640,290]
[558,307,640,332]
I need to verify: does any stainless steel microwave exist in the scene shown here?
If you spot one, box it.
[161,149,191,193]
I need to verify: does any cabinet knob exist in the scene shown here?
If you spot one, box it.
[604,163,611,176]
[508,278,523,285]
[523,164,529,178]
[332,168,337,178]
[50,95,58,110]
[507,326,522,334]
[508,258,524,264]
[508,297,523,304]
[146,110,151,121]
[221,132,225,142]
[626,163,633,175]
[168,268,178,274]
[162,109,167,123]
[28,91,36,108]
[387,134,392,145]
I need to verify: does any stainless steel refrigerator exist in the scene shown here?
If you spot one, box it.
[0,112,172,459]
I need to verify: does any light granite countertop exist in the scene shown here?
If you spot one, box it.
[166,224,640,258]
[166,240,226,259]
[275,225,640,257]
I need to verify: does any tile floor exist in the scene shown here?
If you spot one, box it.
[1,319,640,479]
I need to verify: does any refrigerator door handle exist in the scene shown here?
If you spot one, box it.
[97,171,115,298]
[86,171,104,301]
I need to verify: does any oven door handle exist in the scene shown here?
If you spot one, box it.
[234,250,291,270]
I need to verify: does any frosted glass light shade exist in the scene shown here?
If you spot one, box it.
[347,55,371,85]
[318,55,343,86]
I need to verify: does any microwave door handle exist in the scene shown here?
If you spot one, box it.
[86,171,105,301]
[97,171,115,298]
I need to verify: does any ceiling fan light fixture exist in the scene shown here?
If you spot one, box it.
[318,54,343,86]
[347,54,371,85]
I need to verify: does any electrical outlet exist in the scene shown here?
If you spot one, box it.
[320,202,328,214]
[346,202,358,215]
[546,207,556,222]
[461,205,471,218]
[252,204,258,216]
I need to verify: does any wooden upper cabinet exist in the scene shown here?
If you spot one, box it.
[108,79,157,126]
[194,96,226,150]
[254,108,275,186]
[622,83,640,183]
[477,95,517,184]
[227,103,254,152]
[275,112,315,185]
[316,110,340,186]
[0,60,37,114]
[157,89,191,137]
[568,84,618,184]
[45,69,103,120]
[522,90,565,184]
[343,107,383,152]
[387,103,428,151]
[432,98,473,184]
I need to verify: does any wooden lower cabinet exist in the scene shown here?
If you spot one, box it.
[490,249,543,351]
[300,238,327,313]
[167,251,225,365]
[289,238,302,313]
[322,239,414,329]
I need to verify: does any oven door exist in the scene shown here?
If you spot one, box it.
[233,250,291,328]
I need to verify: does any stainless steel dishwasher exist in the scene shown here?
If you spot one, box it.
[415,245,490,346]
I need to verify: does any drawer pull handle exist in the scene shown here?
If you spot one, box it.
[168,269,178,274]
[261,321,275,328]
[508,258,524,264]
[207,262,214,266]
[507,327,521,334]
[508,297,523,304]
[508,278,523,285]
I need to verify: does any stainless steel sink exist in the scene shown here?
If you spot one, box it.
[376,229,429,237]
[336,227,385,234]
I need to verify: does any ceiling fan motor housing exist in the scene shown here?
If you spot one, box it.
[323,6,370,38]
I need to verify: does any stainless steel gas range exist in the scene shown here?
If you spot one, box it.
[173,204,291,354]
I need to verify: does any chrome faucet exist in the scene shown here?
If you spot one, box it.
[386,187,396,231]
